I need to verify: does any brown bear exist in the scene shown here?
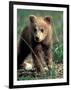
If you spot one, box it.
[17,15,52,73]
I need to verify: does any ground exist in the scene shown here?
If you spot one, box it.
[17,62,63,80]
[55,63,63,78]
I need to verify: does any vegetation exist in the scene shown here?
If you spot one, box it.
[17,9,63,80]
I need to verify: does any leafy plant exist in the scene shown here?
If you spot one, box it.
[53,44,63,63]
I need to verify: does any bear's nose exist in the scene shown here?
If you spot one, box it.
[35,37,39,41]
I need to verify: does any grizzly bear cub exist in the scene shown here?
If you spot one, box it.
[17,15,52,73]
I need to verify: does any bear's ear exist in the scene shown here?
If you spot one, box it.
[44,16,52,24]
[29,15,36,23]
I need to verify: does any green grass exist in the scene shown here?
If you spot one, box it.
[17,9,63,80]
[53,44,63,63]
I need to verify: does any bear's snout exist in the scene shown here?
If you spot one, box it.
[35,36,39,42]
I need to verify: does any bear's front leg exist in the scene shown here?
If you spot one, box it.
[44,45,53,69]
[32,45,48,73]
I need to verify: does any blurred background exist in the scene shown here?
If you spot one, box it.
[17,9,63,80]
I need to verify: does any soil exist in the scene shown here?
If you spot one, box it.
[55,63,63,78]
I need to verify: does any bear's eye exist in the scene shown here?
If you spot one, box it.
[41,29,44,32]
[34,28,37,32]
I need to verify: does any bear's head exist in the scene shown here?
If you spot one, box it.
[29,15,52,42]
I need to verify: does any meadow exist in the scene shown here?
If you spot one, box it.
[17,9,63,80]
